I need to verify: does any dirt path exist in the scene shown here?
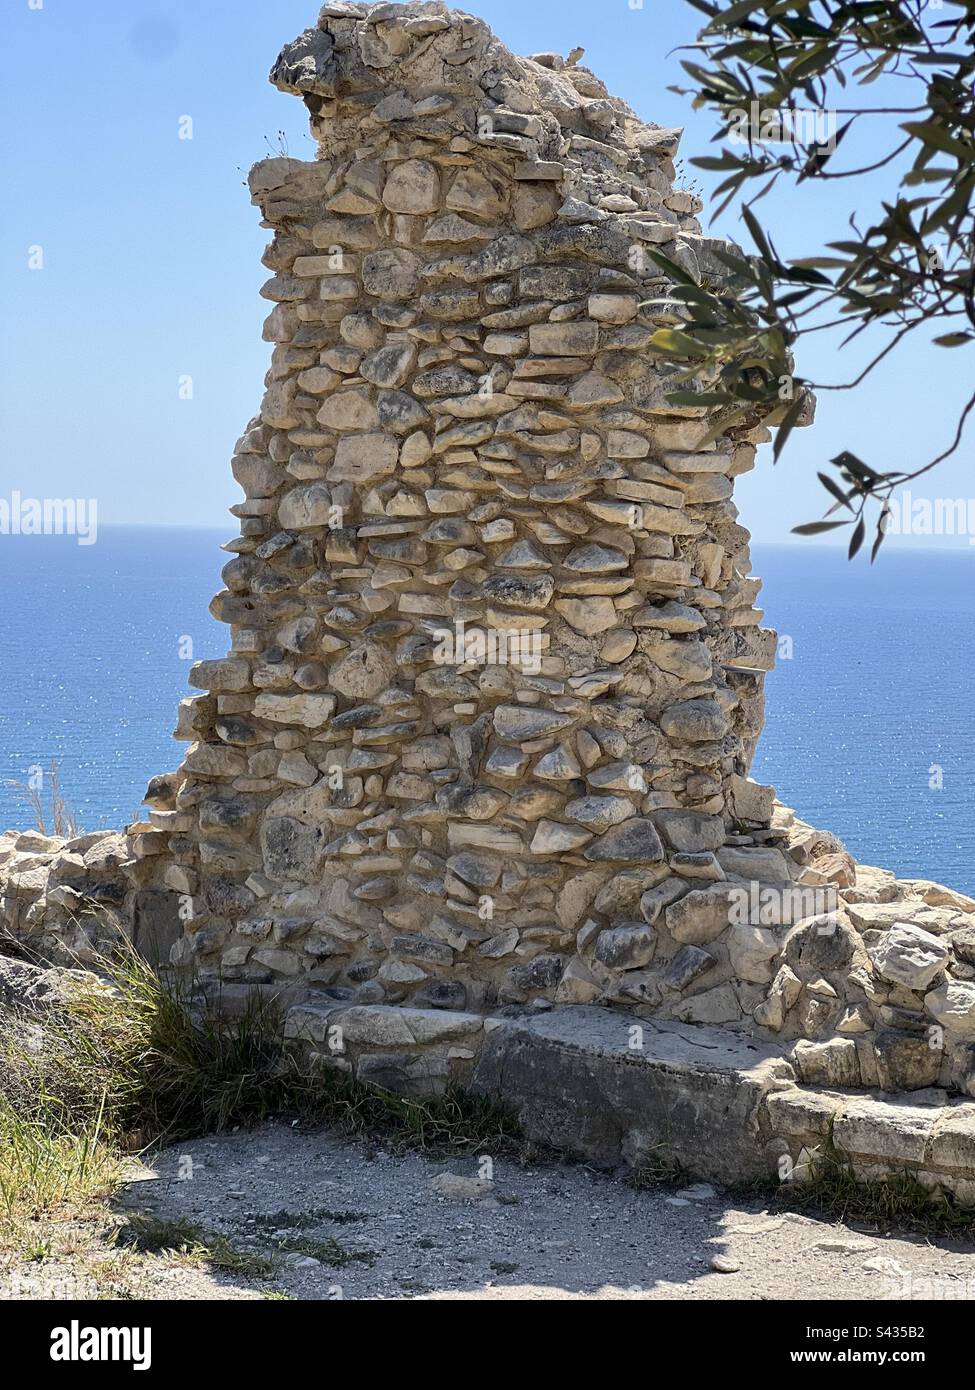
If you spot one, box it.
[4,1122,974,1300]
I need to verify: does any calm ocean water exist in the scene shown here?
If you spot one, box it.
[0,528,971,892]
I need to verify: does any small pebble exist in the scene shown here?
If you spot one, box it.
[677,1184,716,1201]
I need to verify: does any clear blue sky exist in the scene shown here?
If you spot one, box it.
[2,0,971,547]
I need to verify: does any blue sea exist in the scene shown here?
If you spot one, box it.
[0,528,971,893]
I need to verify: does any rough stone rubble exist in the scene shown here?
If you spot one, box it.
[3,3,975,1121]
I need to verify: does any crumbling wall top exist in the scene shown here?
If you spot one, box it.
[271,2,681,167]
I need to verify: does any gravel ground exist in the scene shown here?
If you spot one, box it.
[4,1122,975,1301]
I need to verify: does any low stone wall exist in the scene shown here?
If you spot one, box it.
[0,827,179,966]
[0,829,129,962]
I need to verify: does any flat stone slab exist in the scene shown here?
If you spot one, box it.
[471,1006,795,1183]
[285,1001,484,1047]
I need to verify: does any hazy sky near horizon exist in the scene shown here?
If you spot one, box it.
[2,0,973,552]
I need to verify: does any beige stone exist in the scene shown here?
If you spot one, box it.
[382,159,440,214]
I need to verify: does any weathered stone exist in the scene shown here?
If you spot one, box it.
[493,705,574,742]
[594,924,657,970]
[564,795,635,831]
[640,877,688,924]
[754,965,802,1031]
[728,772,773,822]
[506,954,566,995]
[555,957,603,1004]
[470,1009,794,1183]
[869,924,950,991]
[530,820,593,854]
[873,1029,942,1091]
[674,983,741,1026]
[666,886,737,945]
[794,1038,860,1087]
[382,159,440,213]
[317,389,380,430]
[717,846,793,883]
[446,167,506,219]
[360,344,416,389]
[512,181,559,230]
[279,483,333,529]
[329,433,399,483]
[584,819,665,864]
[848,901,960,935]
[661,945,715,991]
[660,700,727,743]
[528,322,599,356]
[566,372,625,408]
[253,694,336,727]
[554,597,618,635]
[925,980,975,1036]
[337,1005,482,1047]
[652,811,725,854]
[531,745,581,781]
[782,914,858,974]
[729,924,781,984]
[362,248,421,298]
[329,643,396,699]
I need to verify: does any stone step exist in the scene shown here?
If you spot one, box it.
[766,1083,975,1202]
[285,999,975,1199]
[469,1006,793,1184]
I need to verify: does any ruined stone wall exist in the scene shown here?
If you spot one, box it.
[7,4,975,1105]
[127,2,786,1016]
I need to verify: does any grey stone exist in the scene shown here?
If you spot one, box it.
[278,483,333,529]
[660,699,727,743]
[782,914,858,974]
[794,1038,861,1087]
[530,820,593,854]
[506,954,566,994]
[666,886,738,945]
[382,159,440,214]
[652,810,725,854]
[564,795,635,831]
[674,983,741,1025]
[471,1008,793,1183]
[493,705,574,740]
[661,945,714,991]
[594,924,657,970]
[362,248,421,299]
[583,819,665,864]
[873,1029,942,1092]
[330,433,399,483]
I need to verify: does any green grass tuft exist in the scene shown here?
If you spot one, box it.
[774,1134,975,1237]
[118,1214,275,1278]
[273,1234,376,1267]
[294,1073,524,1156]
[248,1207,368,1230]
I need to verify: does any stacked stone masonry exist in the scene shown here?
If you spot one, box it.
[4,5,975,1132]
[160,5,783,1014]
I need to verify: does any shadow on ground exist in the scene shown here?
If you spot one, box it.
[102,1122,975,1301]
